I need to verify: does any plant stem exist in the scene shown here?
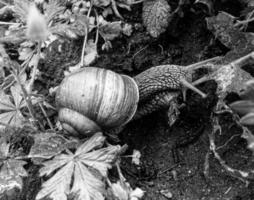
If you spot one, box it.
[11,65,43,130]
[39,102,54,130]
[27,41,42,94]
[0,21,20,25]
[80,3,93,66]
[94,9,99,46]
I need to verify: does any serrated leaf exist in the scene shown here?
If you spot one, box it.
[142,0,171,38]
[37,161,74,200]
[29,132,78,160]
[0,85,26,127]
[36,132,121,200]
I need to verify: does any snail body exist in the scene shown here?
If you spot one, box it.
[56,67,139,136]
[56,57,218,136]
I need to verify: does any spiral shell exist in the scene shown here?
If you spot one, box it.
[56,67,139,136]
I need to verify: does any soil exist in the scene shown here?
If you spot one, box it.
[3,0,254,200]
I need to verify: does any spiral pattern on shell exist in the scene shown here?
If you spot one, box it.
[56,67,139,136]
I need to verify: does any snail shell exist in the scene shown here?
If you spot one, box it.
[56,67,139,136]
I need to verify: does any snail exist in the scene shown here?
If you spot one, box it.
[56,57,220,136]
[56,67,139,136]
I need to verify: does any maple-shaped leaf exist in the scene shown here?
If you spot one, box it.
[0,84,26,128]
[0,138,28,194]
[36,132,121,200]
[142,0,171,38]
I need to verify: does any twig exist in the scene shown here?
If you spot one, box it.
[132,45,148,58]
[157,163,180,177]
[80,3,93,67]
[209,115,254,184]
[94,9,99,46]
[203,150,211,178]
[216,134,240,150]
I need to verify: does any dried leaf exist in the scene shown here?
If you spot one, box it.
[142,0,171,38]
[36,132,121,200]
[210,63,252,99]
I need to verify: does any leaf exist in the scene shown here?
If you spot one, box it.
[0,138,28,194]
[93,0,111,7]
[13,0,31,23]
[142,0,171,38]
[209,58,253,99]
[36,132,121,200]
[44,0,65,24]
[29,132,78,160]
[0,85,26,127]
[99,21,122,41]
[50,15,89,38]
